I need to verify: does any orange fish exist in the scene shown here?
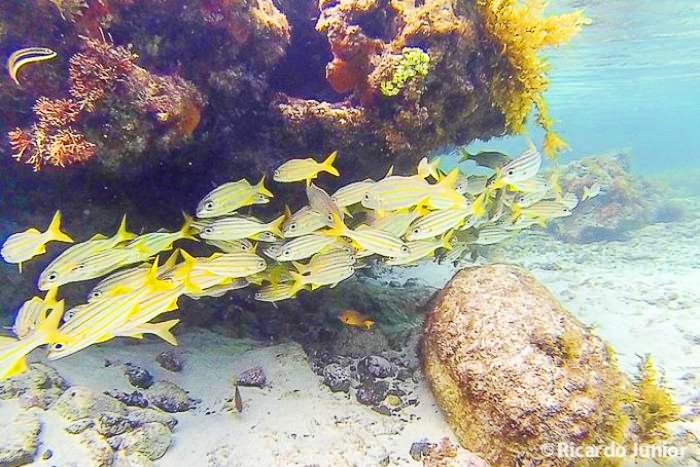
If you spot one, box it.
[338,309,374,331]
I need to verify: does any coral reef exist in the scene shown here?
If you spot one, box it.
[1,0,584,183]
[0,413,42,467]
[421,264,630,465]
[553,152,677,243]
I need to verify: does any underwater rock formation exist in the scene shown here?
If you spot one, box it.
[0,412,41,467]
[553,152,677,243]
[1,0,585,182]
[421,264,629,465]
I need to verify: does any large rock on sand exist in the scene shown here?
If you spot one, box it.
[422,265,628,466]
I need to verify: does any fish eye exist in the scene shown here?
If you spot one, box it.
[349,266,355,272]
[274,169,280,176]
[401,245,410,254]
[283,250,291,257]
[258,260,266,268]
[413,228,420,235]
[331,196,337,203]
[92,291,102,298]
[327,214,334,223]
[288,223,297,231]
[507,170,515,176]
[204,227,214,235]
[205,201,214,210]
[241,244,250,250]
[52,343,65,352]
[363,193,370,201]
[47,272,58,282]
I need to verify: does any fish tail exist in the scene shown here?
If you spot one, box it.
[45,211,74,244]
[321,150,340,177]
[511,204,523,221]
[289,271,306,297]
[179,212,196,240]
[437,168,460,190]
[149,320,180,346]
[256,175,274,198]
[441,231,454,251]
[268,214,286,238]
[162,248,181,270]
[42,287,60,311]
[36,299,70,345]
[472,191,488,218]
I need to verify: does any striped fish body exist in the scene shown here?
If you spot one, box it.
[283,206,326,238]
[205,239,255,254]
[1,229,46,264]
[368,210,421,237]
[295,263,355,289]
[127,231,185,257]
[496,144,542,187]
[406,208,472,241]
[87,264,151,302]
[254,283,299,302]
[471,225,514,245]
[306,184,342,227]
[194,253,267,278]
[456,176,488,196]
[187,278,249,300]
[262,242,285,260]
[293,250,355,274]
[385,239,445,266]
[196,180,253,218]
[199,216,282,241]
[362,177,430,212]
[273,151,339,183]
[345,227,410,258]
[518,201,572,223]
[276,235,338,262]
[331,180,375,207]
[125,287,183,326]
[12,297,46,339]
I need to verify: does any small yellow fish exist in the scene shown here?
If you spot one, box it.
[292,249,355,275]
[492,142,542,189]
[338,309,374,331]
[367,204,427,237]
[283,206,326,238]
[37,215,135,289]
[275,234,339,262]
[186,278,249,300]
[406,207,472,241]
[512,200,572,227]
[325,214,410,258]
[127,214,195,257]
[0,300,68,380]
[205,238,255,254]
[273,150,339,185]
[469,224,514,245]
[385,234,452,266]
[289,262,355,293]
[199,214,285,241]
[7,47,57,86]
[254,283,301,303]
[196,176,273,218]
[416,157,442,181]
[181,250,267,279]
[581,182,601,202]
[331,179,375,208]
[361,176,431,213]
[455,175,488,196]
[1,210,73,272]
[12,288,59,339]
[560,192,579,210]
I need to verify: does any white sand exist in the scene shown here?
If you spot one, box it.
[3,218,699,466]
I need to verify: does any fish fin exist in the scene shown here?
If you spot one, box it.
[114,215,137,243]
[311,283,320,291]
[6,357,29,379]
[267,215,285,238]
[36,300,68,344]
[322,213,347,238]
[291,261,308,274]
[511,204,522,221]
[144,320,180,346]
[144,257,173,292]
[45,210,74,244]
[256,175,274,198]
[162,249,181,270]
[284,205,292,218]
[321,150,339,177]
[437,169,460,190]
[472,190,489,218]
[414,198,431,217]
[441,232,453,251]
[42,287,60,310]
[289,271,306,296]
[384,165,394,179]
[89,233,108,241]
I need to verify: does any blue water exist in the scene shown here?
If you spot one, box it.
[467,0,700,174]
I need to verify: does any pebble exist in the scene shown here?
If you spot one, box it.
[322,364,351,393]
[156,351,184,373]
[237,366,267,388]
[124,364,154,389]
[357,355,396,380]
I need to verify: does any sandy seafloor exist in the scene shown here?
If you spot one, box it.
[2,216,700,466]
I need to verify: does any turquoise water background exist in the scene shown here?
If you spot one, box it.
[466,0,700,175]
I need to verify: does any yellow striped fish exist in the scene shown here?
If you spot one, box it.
[181,250,267,278]
[291,249,355,275]
[492,142,542,189]
[331,179,374,207]
[249,231,280,243]
[7,47,57,86]
[0,300,67,380]
[275,234,339,262]
[254,283,301,303]
[111,319,180,346]
[325,214,410,258]
[2,210,74,272]
[273,151,339,184]
[205,238,255,254]
[128,214,195,257]
[290,263,355,293]
[196,176,273,218]
[37,215,136,290]
[283,206,326,238]
[385,234,452,266]
[512,200,572,226]
[186,278,249,300]
[361,176,430,213]
[406,207,472,241]
[199,214,285,241]
[306,183,343,226]
[470,224,514,245]
[12,288,58,339]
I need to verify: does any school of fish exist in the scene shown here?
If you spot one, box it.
[0,142,599,380]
